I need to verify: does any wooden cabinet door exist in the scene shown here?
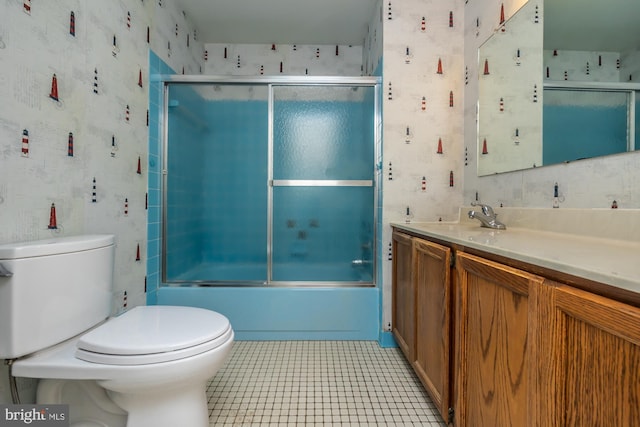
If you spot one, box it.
[413,239,452,423]
[455,252,544,427]
[392,231,415,361]
[540,284,640,427]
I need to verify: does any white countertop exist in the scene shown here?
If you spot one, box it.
[392,221,640,295]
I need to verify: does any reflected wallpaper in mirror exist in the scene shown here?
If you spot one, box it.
[477,0,542,175]
[477,0,640,176]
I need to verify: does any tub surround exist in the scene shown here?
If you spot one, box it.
[157,286,380,341]
[393,207,640,300]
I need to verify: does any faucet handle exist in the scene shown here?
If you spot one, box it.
[471,202,495,217]
[483,205,495,217]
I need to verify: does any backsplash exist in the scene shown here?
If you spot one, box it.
[459,207,640,243]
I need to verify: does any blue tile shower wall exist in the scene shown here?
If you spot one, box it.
[200,100,268,269]
[165,85,209,279]
[147,51,175,303]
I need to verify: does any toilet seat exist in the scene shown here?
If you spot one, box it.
[75,306,231,365]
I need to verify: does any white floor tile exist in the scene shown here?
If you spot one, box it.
[207,341,447,426]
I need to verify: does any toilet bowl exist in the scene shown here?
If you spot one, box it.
[13,306,234,427]
[0,235,234,427]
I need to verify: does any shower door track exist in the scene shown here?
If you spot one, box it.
[159,75,381,288]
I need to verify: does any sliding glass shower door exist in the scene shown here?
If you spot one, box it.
[162,78,377,286]
[164,83,269,284]
[270,85,375,283]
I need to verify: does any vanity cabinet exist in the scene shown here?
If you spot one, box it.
[391,226,640,427]
[391,231,415,361]
[413,238,452,422]
[391,231,453,423]
[540,283,640,427]
[455,252,543,427]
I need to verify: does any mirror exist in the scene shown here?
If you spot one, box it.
[477,0,640,176]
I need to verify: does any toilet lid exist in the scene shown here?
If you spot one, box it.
[75,306,232,365]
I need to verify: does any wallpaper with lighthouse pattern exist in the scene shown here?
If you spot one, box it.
[0,0,204,315]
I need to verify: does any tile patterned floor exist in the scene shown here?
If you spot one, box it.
[207,341,448,426]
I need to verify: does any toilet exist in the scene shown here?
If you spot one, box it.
[0,235,234,427]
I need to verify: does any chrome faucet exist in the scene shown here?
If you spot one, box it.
[468,202,506,230]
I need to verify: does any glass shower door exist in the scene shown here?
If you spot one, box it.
[271,85,375,284]
[164,83,269,284]
[543,88,630,164]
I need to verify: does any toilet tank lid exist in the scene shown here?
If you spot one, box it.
[0,235,114,259]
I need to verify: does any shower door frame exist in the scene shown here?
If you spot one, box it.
[160,75,381,287]
[543,81,639,154]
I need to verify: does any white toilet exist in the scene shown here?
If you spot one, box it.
[0,235,234,427]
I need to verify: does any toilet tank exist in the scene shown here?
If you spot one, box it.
[0,235,115,359]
